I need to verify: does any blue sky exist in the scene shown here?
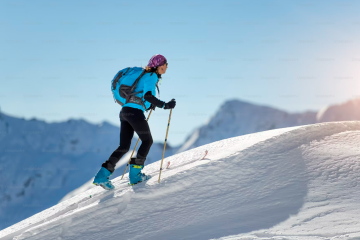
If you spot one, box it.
[1,0,360,146]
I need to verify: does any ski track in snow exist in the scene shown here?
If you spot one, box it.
[1,122,360,239]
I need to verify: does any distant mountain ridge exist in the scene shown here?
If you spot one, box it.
[177,98,360,152]
[316,98,360,122]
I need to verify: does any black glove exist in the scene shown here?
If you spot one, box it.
[164,99,176,109]
[149,104,156,111]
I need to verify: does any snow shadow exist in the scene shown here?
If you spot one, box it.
[146,139,309,240]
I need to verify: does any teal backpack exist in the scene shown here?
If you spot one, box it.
[111,67,147,109]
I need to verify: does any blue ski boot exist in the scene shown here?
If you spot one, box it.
[93,167,115,190]
[129,164,151,185]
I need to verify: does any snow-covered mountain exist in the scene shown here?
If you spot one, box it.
[1,121,360,240]
[0,111,178,230]
[178,98,360,152]
[1,97,360,231]
[317,97,360,122]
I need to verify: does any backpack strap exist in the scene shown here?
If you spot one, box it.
[129,69,146,93]
[125,70,147,109]
[125,70,146,101]
[123,67,131,75]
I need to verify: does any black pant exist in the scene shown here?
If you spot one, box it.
[102,107,153,173]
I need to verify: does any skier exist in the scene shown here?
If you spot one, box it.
[93,54,176,189]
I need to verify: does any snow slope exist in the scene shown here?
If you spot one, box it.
[1,121,360,240]
[0,111,178,230]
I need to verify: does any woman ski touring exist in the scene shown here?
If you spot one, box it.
[93,54,176,190]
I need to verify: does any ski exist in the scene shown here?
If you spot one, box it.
[128,179,149,186]
[128,175,152,186]
[128,182,140,186]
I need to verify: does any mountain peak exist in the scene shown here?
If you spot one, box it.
[178,98,317,153]
[317,97,360,122]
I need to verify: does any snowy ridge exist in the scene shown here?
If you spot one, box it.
[1,121,360,239]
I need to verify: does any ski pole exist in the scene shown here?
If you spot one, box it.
[121,108,153,180]
[158,108,173,183]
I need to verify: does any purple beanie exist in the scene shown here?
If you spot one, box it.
[147,54,167,68]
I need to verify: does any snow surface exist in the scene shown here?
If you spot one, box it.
[0,111,178,230]
[1,121,360,240]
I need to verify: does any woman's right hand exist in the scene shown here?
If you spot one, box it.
[164,99,176,109]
